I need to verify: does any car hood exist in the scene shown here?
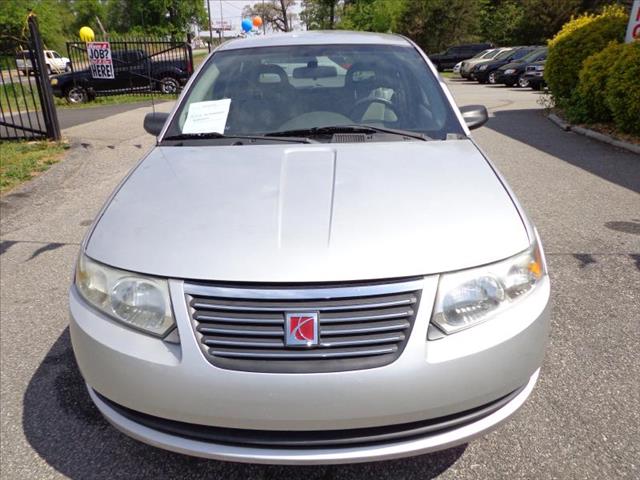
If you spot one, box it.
[86,140,529,282]
[464,57,493,66]
[499,61,525,71]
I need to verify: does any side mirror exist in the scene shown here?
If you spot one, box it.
[143,112,170,136]
[460,105,488,130]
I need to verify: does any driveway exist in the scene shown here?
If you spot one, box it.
[3,100,171,139]
[1,80,638,479]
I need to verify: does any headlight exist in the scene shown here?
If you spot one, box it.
[75,253,175,336]
[478,65,488,71]
[431,242,545,335]
[50,78,58,85]
[535,65,545,71]
[504,68,516,74]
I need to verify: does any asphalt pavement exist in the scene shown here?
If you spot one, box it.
[1,79,639,479]
[3,100,170,138]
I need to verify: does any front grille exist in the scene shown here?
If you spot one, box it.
[185,279,423,373]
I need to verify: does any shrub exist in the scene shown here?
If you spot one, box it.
[605,41,640,136]
[545,5,627,108]
[567,41,624,124]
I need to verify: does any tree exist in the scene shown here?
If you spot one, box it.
[0,0,74,52]
[339,0,405,32]
[301,0,341,30]
[105,0,207,36]
[398,0,483,53]
[68,0,108,35]
[244,0,297,32]
[479,0,526,46]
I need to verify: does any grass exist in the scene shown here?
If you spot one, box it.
[0,140,69,194]
[1,82,176,112]
[55,93,177,109]
[1,83,39,112]
[193,49,209,68]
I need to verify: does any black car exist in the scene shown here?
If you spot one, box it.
[522,60,547,90]
[471,46,541,84]
[51,49,192,103]
[496,47,548,87]
[429,43,493,71]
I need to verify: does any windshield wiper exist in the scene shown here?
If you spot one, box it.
[162,132,315,144]
[265,125,431,141]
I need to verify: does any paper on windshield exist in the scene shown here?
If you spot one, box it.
[182,99,231,134]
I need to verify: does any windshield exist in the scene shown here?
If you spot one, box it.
[520,49,540,62]
[495,49,515,60]
[164,44,464,142]
[484,49,502,59]
[473,49,490,58]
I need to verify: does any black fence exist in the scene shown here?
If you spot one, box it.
[64,35,193,102]
[0,14,60,140]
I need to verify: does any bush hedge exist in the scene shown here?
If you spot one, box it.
[545,5,627,108]
[605,41,640,136]
[567,42,624,124]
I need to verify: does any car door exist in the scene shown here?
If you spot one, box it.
[124,51,150,90]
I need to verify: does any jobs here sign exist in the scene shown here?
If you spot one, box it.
[627,0,640,43]
[87,41,114,79]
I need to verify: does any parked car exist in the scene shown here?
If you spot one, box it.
[69,31,550,465]
[453,61,462,74]
[50,49,192,103]
[429,43,493,71]
[522,60,547,90]
[459,47,507,79]
[472,46,541,84]
[496,47,548,87]
[15,49,70,75]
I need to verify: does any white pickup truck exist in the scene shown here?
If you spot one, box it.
[15,50,71,75]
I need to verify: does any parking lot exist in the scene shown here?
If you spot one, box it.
[1,78,638,479]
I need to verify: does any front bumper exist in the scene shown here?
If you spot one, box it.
[88,369,539,464]
[497,72,519,85]
[524,74,546,88]
[473,69,490,82]
[70,275,550,463]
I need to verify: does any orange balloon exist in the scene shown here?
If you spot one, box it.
[253,16,263,27]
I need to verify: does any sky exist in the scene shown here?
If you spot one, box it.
[201,0,303,37]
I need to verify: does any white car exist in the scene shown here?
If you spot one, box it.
[15,49,70,75]
[453,61,462,74]
[70,30,550,465]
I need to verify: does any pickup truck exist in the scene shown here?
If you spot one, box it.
[50,49,192,103]
[15,50,71,75]
[428,43,493,71]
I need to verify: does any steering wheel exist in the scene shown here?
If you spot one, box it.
[349,96,397,122]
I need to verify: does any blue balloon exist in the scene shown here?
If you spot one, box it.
[242,19,252,32]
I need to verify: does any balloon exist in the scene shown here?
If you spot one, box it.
[253,16,263,28]
[241,19,252,32]
[79,26,95,42]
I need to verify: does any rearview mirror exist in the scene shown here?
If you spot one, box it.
[143,112,170,136]
[460,105,488,130]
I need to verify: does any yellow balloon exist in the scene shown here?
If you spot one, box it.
[79,26,95,42]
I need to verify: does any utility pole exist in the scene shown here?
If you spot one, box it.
[219,0,224,33]
[206,0,213,51]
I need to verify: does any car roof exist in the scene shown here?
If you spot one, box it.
[217,30,411,51]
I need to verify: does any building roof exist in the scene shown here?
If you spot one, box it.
[217,30,410,51]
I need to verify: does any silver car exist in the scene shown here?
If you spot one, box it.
[70,31,550,465]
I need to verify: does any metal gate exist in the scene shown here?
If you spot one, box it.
[0,14,60,140]
[65,35,193,101]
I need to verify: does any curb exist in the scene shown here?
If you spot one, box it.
[546,113,640,155]
[547,113,570,131]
